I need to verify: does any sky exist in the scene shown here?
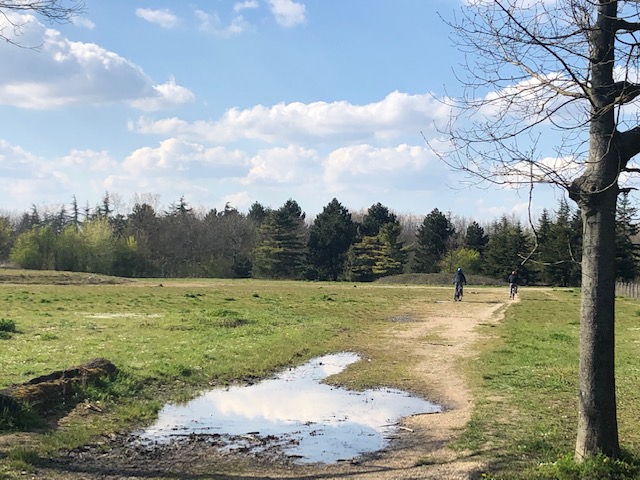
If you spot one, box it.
[0,0,570,223]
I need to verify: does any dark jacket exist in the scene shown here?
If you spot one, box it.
[453,271,467,285]
[508,273,519,285]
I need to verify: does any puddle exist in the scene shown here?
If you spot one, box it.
[136,352,442,464]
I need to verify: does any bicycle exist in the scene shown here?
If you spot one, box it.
[509,283,518,300]
[454,283,464,301]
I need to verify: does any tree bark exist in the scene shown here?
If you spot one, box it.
[574,187,620,459]
[571,0,621,459]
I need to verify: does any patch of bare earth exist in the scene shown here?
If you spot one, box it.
[27,287,509,480]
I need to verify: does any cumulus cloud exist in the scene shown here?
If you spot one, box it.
[0,141,122,209]
[268,0,306,27]
[323,144,432,187]
[123,138,249,177]
[0,12,193,110]
[0,140,43,178]
[243,145,319,184]
[132,92,450,144]
[136,8,180,29]
[61,149,117,171]
[131,77,196,111]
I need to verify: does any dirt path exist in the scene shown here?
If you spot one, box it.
[32,287,509,480]
[298,286,508,480]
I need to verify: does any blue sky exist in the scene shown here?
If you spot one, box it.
[0,0,568,222]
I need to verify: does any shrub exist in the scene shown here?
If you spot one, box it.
[0,318,16,333]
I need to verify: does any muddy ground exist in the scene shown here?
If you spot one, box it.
[6,287,508,480]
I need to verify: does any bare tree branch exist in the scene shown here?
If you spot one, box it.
[0,1,84,48]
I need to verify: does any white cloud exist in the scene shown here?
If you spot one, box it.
[123,138,249,176]
[132,92,450,144]
[0,140,42,178]
[72,17,96,29]
[323,144,432,186]
[61,149,117,172]
[195,10,251,37]
[131,78,196,112]
[234,1,259,13]
[135,8,180,29]
[0,141,123,209]
[243,145,319,184]
[0,12,193,110]
[268,0,306,27]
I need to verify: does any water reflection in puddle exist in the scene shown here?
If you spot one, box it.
[137,352,442,463]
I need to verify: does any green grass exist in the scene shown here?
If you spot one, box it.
[0,275,439,444]
[2,270,640,479]
[458,288,640,479]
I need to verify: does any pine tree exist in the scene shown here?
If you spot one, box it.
[253,199,308,279]
[308,198,357,280]
[615,192,640,282]
[482,216,532,280]
[545,198,577,287]
[345,203,405,281]
[414,208,454,273]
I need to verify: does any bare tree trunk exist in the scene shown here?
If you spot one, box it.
[571,0,621,459]
[574,189,620,459]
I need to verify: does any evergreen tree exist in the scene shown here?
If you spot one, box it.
[345,203,405,281]
[247,202,271,225]
[345,223,404,281]
[307,198,357,280]
[253,199,308,279]
[615,192,640,282]
[533,209,553,284]
[359,203,398,237]
[482,216,532,281]
[414,208,454,273]
[70,195,81,231]
[568,208,583,286]
[543,198,578,287]
[159,196,199,276]
[127,203,160,276]
[465,221,488,253]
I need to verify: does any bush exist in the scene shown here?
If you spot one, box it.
[0,318,16,333]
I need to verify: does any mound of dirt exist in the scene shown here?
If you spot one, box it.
[0,358,118,413]
[0,269,131,285]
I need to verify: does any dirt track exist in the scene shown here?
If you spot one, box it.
[27,286,509,480]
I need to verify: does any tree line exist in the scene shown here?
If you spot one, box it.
[0,192,638,285]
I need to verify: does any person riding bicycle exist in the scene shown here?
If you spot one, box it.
[452,267,467,301]
[508,270,519,297]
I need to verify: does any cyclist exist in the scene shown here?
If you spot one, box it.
[508,270,519,299]
[452,267,467,301]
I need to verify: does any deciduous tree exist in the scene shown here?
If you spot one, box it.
[0,1,84,46]
[443,0,640,458]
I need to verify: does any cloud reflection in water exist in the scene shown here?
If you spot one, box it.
[138,352,442,463]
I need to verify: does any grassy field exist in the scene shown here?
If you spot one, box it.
[1,270,640,479]
[461,288,640,479]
